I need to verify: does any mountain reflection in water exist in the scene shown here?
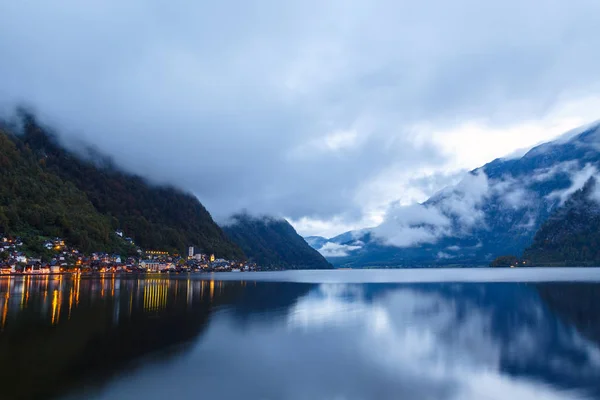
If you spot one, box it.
[0,275,598,400]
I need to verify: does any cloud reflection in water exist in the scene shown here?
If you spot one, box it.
[81,283,599,400]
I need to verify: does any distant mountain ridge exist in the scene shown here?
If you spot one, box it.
[304,236,328,249]
[223,214,332,269]
[309,121,600,267]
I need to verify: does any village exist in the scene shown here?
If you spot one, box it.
[0,233,258,275]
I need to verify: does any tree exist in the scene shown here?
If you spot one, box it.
[490,255,519,268]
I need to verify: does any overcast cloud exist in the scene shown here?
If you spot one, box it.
[1,0,600,237]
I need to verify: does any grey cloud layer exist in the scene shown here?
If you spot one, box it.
[1,0,600,224]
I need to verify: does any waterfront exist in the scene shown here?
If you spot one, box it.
[1,271,600,399]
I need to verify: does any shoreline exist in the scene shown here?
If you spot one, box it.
[0,270,236,277]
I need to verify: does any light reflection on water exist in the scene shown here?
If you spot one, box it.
[0,274,599,400]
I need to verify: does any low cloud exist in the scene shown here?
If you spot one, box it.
[435,170,490,229]
[373,171,490,247]
[437,252,454,259]
[547,163,597,204]
[374,204,451,247]
[318,242,362,258]
[530,161,580,182]
[369,125,600,249]
[218,211,286,227]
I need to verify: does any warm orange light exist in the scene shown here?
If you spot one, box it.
[51,290,59,325]
[68,287,73,320]
[1,290,9,330]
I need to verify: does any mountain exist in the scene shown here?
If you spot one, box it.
[523,176,600,265]
[1,112,244,259]
[0,127,131,255]
[304,236,328,249]
[312,121,600,267]
[222,214,332,269]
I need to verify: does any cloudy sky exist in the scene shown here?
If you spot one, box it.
[1,0,600,238]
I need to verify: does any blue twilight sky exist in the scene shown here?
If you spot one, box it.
[1,0,600,237]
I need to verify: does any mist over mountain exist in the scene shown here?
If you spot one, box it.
[304,236,329,250]
[1,111,244,259]
[0,124,131,255]
[523,176,600,266]
[308,122,600,267]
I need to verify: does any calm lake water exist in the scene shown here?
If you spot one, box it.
[1,269,600,400]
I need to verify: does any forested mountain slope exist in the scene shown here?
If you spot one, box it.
[223,213,332,269]
[1,112,243,258]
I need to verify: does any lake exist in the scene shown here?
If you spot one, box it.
[1,269,600,400]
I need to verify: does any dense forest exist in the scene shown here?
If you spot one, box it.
[223,213,332,269]
[522,177,600,266]
[0,128,132,254]
[0,112,243,258]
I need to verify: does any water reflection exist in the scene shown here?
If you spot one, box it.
[0,276,598,400]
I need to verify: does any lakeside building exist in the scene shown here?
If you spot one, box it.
[1,233,259,273]
[139,260,174,272]
[145,250,169,258]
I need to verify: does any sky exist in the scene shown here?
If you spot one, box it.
[1,0,600,238]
